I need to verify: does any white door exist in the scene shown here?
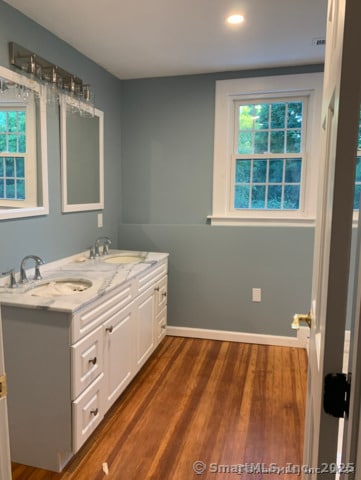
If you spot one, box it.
[303,0,361,476]
[0,309,12,480]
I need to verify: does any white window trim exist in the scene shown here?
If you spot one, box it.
[209,73,324,226]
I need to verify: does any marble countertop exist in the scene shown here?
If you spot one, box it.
[0,250,168,313]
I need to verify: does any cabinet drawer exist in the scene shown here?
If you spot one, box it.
[137,260,168,294]
[72,281,134,342]
[72,373,105,453]
[71,325,104,399]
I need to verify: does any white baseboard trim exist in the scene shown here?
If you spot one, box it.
[167,325,309,348]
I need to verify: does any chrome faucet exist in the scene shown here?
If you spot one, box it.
[19,255,45,283]
[94,236,111,256]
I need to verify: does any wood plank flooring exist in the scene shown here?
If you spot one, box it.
[11,336,308,480]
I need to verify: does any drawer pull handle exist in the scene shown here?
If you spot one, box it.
[105,326,113,334]
[154,286,160,292]
[162,292,167,297]
[90,408,98,416]
[89,357,97,366]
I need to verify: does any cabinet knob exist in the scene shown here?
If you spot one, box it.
[88,357,97,365]
[154,286,160,292]
[162,292,167,297]
[161,324,167,330]
[105,326,113,334]
[90,408,98,416]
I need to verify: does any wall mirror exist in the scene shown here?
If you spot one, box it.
[60,95,104,212]
[0,65,48,220]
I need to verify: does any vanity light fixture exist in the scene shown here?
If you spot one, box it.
[227,14,245,25]
[8,42,94,111]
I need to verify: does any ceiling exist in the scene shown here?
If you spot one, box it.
[3,0,327,80]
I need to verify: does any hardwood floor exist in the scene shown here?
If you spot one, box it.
[12,336,308,480]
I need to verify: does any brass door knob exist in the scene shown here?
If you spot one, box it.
[292,313,312,329]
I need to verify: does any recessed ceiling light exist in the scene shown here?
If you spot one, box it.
[227,14,244,25]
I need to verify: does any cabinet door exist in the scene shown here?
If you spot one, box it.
[135,288,155,370]
[104,305,134,409]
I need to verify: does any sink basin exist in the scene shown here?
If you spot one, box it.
[28,278,93,297]
[103,253,147,264]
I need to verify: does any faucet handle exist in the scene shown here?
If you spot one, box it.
[2,269,18,289]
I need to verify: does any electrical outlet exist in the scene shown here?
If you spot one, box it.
[97,213,103,228]
[252,288,261,302]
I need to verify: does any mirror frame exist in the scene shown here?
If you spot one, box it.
[60,95,104,213]
[0,65,49,220]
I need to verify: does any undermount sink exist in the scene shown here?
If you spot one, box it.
[103,253,147,264]
[28,278,93,297]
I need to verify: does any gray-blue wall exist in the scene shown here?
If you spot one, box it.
[0,0,122,269]
[0,0,320,337]
[119,67,323,336]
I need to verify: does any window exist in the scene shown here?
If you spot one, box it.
[0,90,37,209]
[0,109,26,201]
[210,73,323,226]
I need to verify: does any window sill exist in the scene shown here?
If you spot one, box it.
[207,215,316,227]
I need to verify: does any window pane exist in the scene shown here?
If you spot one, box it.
[252,160,267,183]
[270,131,285,153]
[286,130,301,153]
[284,185,300,209]
[0,179,3,198]
[287,102,303,128]
[18,111,26,133]
[235,159,251,183]
[257,104,269,129]
[7,112,17,133]
[267,185,282,209]
[18,134,26,153]
[0,158,3,176]
[16,179,25,200]
[0,112,6,132]
[16,157,25,177]
[271,103,285,129]
[5,179,15,198]
[238,131,253,154]
[0,134,6,152]
[235,185,249,208]
[356,157,361,182]
[239,105,254,130]
[8,135,17,152]
[251,185,265,208]
[268,159,284,183]
[5,157,14,176]
[354,184,361,210]
[254,131,268,153]
[285,158,302,183]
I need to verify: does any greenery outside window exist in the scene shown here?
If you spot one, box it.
[210,73,324,226]
[0,99,36,208]
[234,100,305,211]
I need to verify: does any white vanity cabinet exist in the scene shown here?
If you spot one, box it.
[1,255,168,472]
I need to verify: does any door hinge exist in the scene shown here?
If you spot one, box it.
[323,373,351,418]
[0,373,7,399]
